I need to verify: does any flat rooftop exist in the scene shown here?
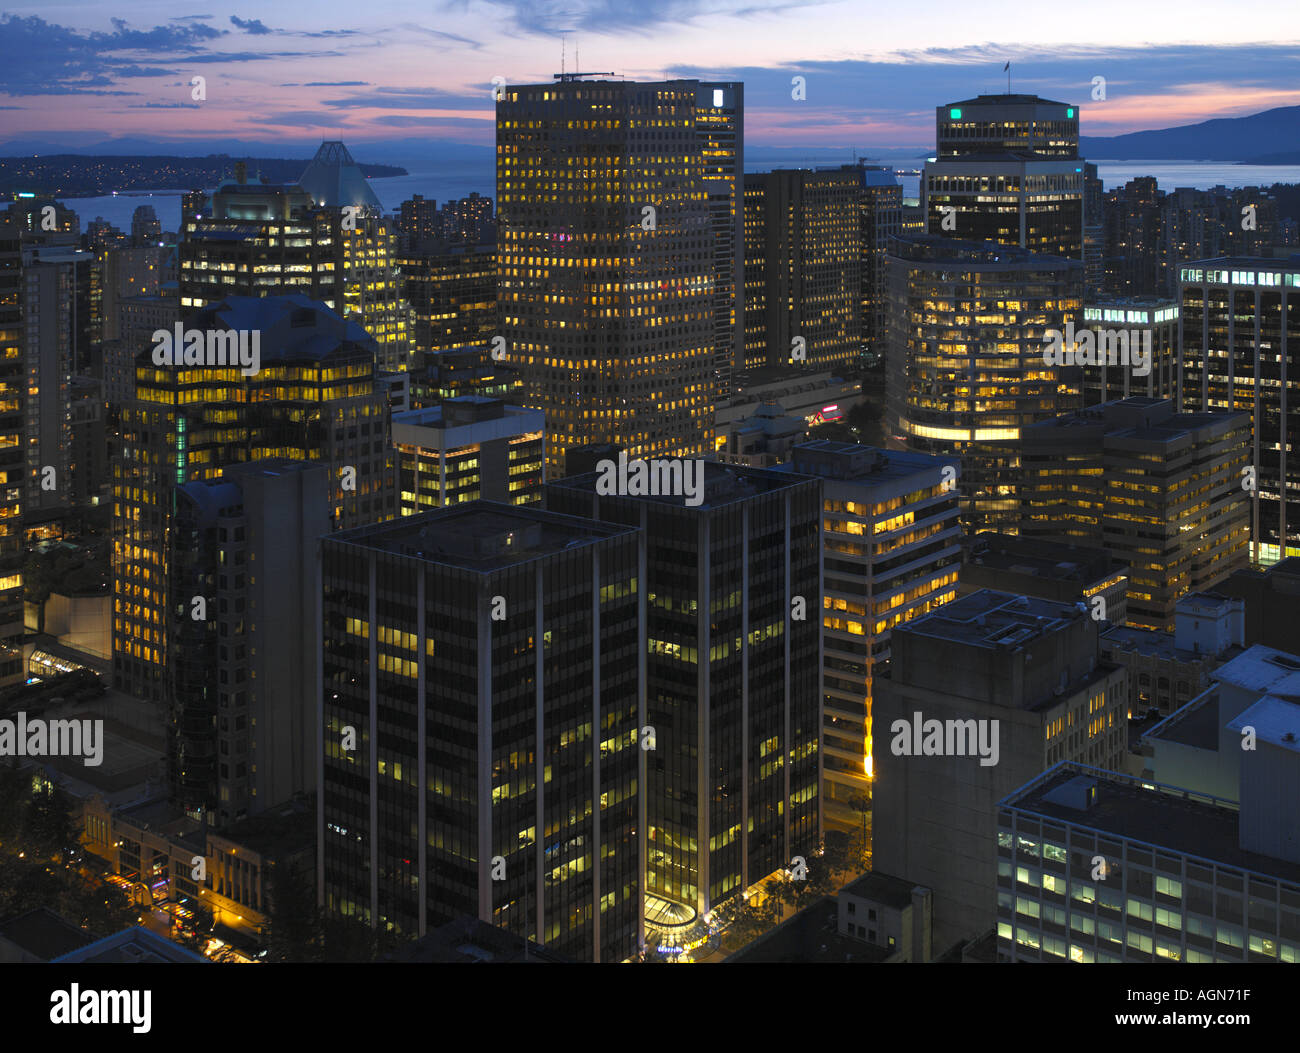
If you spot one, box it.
[773,441,952,487]
[1211,645,1300,699]
[896,589,1080,650]
[839,871,919,910]
[551,459,811,510]
[965,532,1123,584]
[1227,697,1300,754]
[1002,763,1300,886]
[1144,686,1222,751]
[724,898,890,964]
[328,501,635,572]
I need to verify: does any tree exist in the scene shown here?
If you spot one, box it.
[23,780,76,861]
[265,856,323,962]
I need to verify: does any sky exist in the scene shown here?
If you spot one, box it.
[0,1,1298,152]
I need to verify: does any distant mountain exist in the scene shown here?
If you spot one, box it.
[0,136,491,164]
[0,154,407,198]
[1080,106,1300,164]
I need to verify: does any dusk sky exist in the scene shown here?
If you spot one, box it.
[1,1,1298,151]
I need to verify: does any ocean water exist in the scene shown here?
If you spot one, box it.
[56,159,1300,235]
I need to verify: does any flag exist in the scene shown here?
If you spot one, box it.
[1003,62,1010,71]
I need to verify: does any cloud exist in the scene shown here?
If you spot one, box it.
[230,16,272,35]
[321,86,489,111]
[441,0,824,36]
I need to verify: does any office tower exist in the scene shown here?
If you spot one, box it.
[20,244,95,520]
[113,295,397,702]
[696,83,744,400]
[743,168,861,372]
[170,460,330,822]
[0,218,23,687]
[496,76,723,477]
[1019,397,1251,631]
[319,503,643,962]
[1079,297,1179,404]
[1217,558,1300,654]
[925,95,1084,259]
[1179,258,1300,565]
[180,142,413,373]
[547,462,822,934]
[885,234,1083,534]
[1101,591,1245,718]
[851,165,903,364]
[1083,162,1104,296]
[771,442,961,820]
[131,205,162,246]
[391,396,544,513]
[997,760,1300,963]
[873,589,1128,951]
[1102,177,1165,295]
[398,243,496,359]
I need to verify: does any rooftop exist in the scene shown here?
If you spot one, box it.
[839,871,920,910]
[552,458,811,510]
[895,589,1081,650]
[1143,685,1222,751]
[328,501,634,572]
[0,908,95,961]
[50,926,209,964]
[1002,763,1300,887]
[381,916,571,963]
[724,898,891,964]
[1226,697,1300,754]
[1210,644,1300,698]
[964,532,1123,584]
[774,441,954,487]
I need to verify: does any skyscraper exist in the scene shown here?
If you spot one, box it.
[1178,258,1300,564]
[112,295,396,703]
[925,94,1084,260]
[771,442,962,819]
[743,168,861,371]
[0,217,23,687]
[497,77,729,477]
[547,461,822,936]
[180,143,413,373]
[885,234,1083,534]
[319,503,643,962]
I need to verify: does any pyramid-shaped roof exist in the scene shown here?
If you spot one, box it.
[297,140,382,210]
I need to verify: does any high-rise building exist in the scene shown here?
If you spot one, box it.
[696,83,744,401]
[1083,162,1105,296]
[771,442,961,820]
[851,165,903,364]
[873,589,1128,952]
[20,245,93,520]
[743,168,861,371]
[113,295,397,702]
[1178,258,1300,564]
[1019,397,1251,631]
[391,396,544,513]
[180,143,413,373]
[885,234,1083,534]
[319,503,643,962]
[170,459,331,821]
[408,344,520,408]
[1078,297,1179,405]
[547,461,822,939]
[925,95,1084,260]
[497,77,727,477]
[0,217,24,687]
[131,205,162,246]
[398,243,496,359]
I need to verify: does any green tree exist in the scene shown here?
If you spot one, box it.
[23,780,76,861]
